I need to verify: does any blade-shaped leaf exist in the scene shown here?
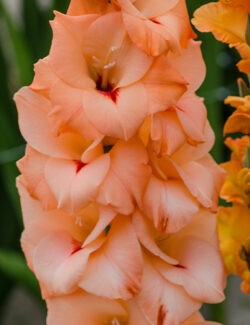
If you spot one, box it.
[0,249,40,297]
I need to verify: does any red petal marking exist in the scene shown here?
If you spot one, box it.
[70,245,81,255]
[176,264,186,269]
[157,305,167,325]
[99,88,119,103]
[150,18,161,25]
[96,76,119,103]
[70,238,82,255]
[74,160,86,173]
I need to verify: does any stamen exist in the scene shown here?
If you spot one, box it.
[103,61,116,70]
[111,319,120,325]
[91,46,118,91]
[75,216,83,227]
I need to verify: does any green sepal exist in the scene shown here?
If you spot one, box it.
[246,14,250,46]
[243,145,250,168]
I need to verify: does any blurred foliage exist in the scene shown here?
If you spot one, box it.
[0,0,241,323]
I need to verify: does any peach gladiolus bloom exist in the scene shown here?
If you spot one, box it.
[140,106,223,233]
[132,209,225,323]
[38,11,187,140]
[18,180,143,299]
[15,87,151,215]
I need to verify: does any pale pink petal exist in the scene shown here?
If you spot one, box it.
[16,177,43,227]
[151,110,186,156]
[168,40,206,92]
[114,37,153,88]
[154,236,225,303]
[143,176,199,233]
[107,138,151,208]
[97,138,150,214]
[97,168,134,215]
[49,14,96,88]
[47,291,128,325]
[82,12,125,68]
[17,147,57,210]
[117,0,180,56]
[126,300,151,325]
[121,12,174,56]
[80,137,104,163]
[136,258,201,325]
[82,84,148,140]
[14,87,85,159]
[169,157,218,208]
[31,57,56,92]
[175,209,219,247]
[143,55,187,114]
[33,231,102,295]
[134,0,179,18]
[49,80,102,140]
[21,204,98,279]
[198,155,226,211]
[171,121,215,164]
[45,154,110,213]
[83,206,117,247]
[175,93,207,144]
[79,217,143,299]
[132,210,178,265]
[157,1,196,50]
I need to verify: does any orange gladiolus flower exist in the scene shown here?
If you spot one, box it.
[224,95,250,135]
[192,0,250,74]
[220,137,250,207]
[218,205,250,293]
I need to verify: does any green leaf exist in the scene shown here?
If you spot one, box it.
[0,1,33,85]
[0,249,40,296]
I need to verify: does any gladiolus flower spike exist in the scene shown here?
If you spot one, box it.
[14,0,226,324]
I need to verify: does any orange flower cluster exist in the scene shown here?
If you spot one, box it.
[193,0,250,293]
[15,0,225,323]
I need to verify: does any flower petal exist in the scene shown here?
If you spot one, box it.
[49,13,96,88]
[17,147,57,210]
[143,176,199,233]
[143,55,187,114]
[82,84,148,140]
[79,217,143,299]
[14,87,85,159]
[154,236,225,303]
[47,291,128,325]
[192,2,250,58]
[45,154,110,213]
[33,231,102,295]
[136,257,201,325]
[133,210,179,265]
